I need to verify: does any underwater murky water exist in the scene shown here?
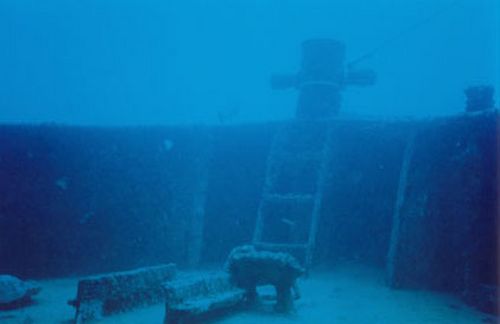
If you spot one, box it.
[0,1,498,323]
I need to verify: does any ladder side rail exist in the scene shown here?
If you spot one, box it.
[305,122,335,269]
[252,124,288,243]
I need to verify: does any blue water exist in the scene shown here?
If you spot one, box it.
[0,1,498,323]
[0,0,498,125]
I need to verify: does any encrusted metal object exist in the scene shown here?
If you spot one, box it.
[69,263,177,323]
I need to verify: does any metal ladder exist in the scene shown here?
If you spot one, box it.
[252,120,333,271]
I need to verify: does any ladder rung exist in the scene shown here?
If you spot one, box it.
[253,242,309,251]
[270,151,323,163]
[263,193,314,202]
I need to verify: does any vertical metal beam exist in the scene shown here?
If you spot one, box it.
[386,131,417,287]
[186,128,213,268]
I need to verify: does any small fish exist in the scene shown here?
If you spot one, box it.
[79,212,95,224]
[281,218,296,227]
[481,316,496,324]
[55,177,69,190]
[218,106,240,124]
[163,139,174,151]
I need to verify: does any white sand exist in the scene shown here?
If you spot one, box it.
[0,264,494,323]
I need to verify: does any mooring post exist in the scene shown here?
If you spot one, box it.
[464,85,495,113]
[271,38,376,119]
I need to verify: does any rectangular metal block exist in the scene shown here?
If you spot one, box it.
[73,263,177,323]
[164,272,245,324]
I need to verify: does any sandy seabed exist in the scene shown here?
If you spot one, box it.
[0,264,495,324]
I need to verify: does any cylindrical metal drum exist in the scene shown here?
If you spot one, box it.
[299,39,346,86]
[296,39,346,119]
[465,86,495,112]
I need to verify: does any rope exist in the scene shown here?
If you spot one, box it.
[348,0,464,69]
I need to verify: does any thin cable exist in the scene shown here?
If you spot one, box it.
[348,0,464,68]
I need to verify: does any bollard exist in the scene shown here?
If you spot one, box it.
[271,38,376,119]
[465,85,495,112]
